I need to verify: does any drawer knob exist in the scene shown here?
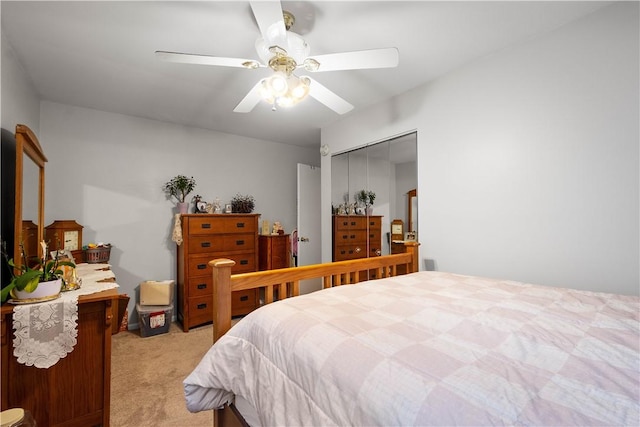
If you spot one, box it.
[201,223,211,229]
[236,222,245,228]
[197,303,207,310]
[355,247,361,253]
[240,295,249,302]
[201,242,211,248]
[236,240,245,246]
[197,283,207,290]
[240,259,249,265]
[197,264,207,269]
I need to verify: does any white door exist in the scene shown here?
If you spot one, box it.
[297,163,322,294]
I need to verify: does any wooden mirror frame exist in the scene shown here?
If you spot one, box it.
[407,188,417,233]
[14,124,47,268]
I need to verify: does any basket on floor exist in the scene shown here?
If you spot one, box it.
[85,246,111,264]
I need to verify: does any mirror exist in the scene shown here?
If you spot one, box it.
[331,132,417,260]
[14,125,47,269]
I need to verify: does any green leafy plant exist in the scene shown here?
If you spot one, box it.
[367,190,375,206]
[230,194,255,213]
[1,240,75,303]
[163,175,196,203]
[356,190,376,207]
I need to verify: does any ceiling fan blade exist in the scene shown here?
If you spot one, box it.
[250,1,288,50]
[304,47,399,72]
[306,77,353,115]
[233,80,264,113]
[156,51,262,69]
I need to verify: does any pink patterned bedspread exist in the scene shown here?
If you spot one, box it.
[184,271,640,426]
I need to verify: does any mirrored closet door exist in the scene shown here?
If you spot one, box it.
[331,132,417,261]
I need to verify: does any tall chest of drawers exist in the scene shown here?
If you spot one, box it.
[332,215,383,261]
[177,214,260,331]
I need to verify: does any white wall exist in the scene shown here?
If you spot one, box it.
[321,2,639,295]
[39,102,318,325]
[1,30,40,133]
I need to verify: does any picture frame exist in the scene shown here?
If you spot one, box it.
[195,200,208,213]
[224,204,232,214]
[51,249,75,263]
[405,231,416,241]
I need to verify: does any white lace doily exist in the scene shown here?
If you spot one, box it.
[11,263,119,369]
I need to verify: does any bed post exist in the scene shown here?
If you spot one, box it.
[209,258,236,343]
[404,241,419,273]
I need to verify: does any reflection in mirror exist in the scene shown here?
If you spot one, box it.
[407,189,417,234]
[22,155,40,266]
[331,132,417,260]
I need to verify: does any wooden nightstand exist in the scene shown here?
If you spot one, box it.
[259,234,290,270]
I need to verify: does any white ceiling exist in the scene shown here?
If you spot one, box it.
[1,1,611,148]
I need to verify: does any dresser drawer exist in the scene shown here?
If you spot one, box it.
[334,215,382,231]
[232,289,258,317]
[367,216,382,229]
[334,216,364,231]
[334,230,368,245]
[188,216,257,235]
[334,245,367,260]
[187,233,256,254]
[188,295,213,327]
[368,230,382,245]
[187,275,212,298]
[187,253,256,276]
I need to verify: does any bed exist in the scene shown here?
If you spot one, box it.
[184,243,639,426]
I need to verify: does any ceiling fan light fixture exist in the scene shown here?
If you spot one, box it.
[242,60,260,70]
[291,76,310,100]
[303,58,320,72]
[266,72,289,96]
[278,75,310,107]
[259,79,275,104]
[260,73,310,109]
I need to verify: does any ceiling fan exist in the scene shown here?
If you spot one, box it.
[156,1,399,114]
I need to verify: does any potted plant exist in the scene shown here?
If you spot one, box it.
[367,190,376,213]
[1,240,75,303]
[230,194,255,213]
[356,190,376,215]
[356,190,368,207]
[163,175,196,214]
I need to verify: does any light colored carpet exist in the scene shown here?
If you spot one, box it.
[111,322,215,427]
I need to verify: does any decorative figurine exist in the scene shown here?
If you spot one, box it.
[272,221,283,235]
[193,195,208,213]
[213,197,222,214]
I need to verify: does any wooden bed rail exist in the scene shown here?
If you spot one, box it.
[209,241,419,343]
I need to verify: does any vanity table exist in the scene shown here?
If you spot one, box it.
[1,288,125,427]
[0,125,128,426]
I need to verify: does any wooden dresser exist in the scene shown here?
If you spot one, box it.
[177,214,260,331]
[259,234,290,270]
[332,215,383,261]
[1,289,126,427]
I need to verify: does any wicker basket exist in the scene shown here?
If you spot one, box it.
[84,246,111,264]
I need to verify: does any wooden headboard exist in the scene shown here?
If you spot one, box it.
[209,241,419,342]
